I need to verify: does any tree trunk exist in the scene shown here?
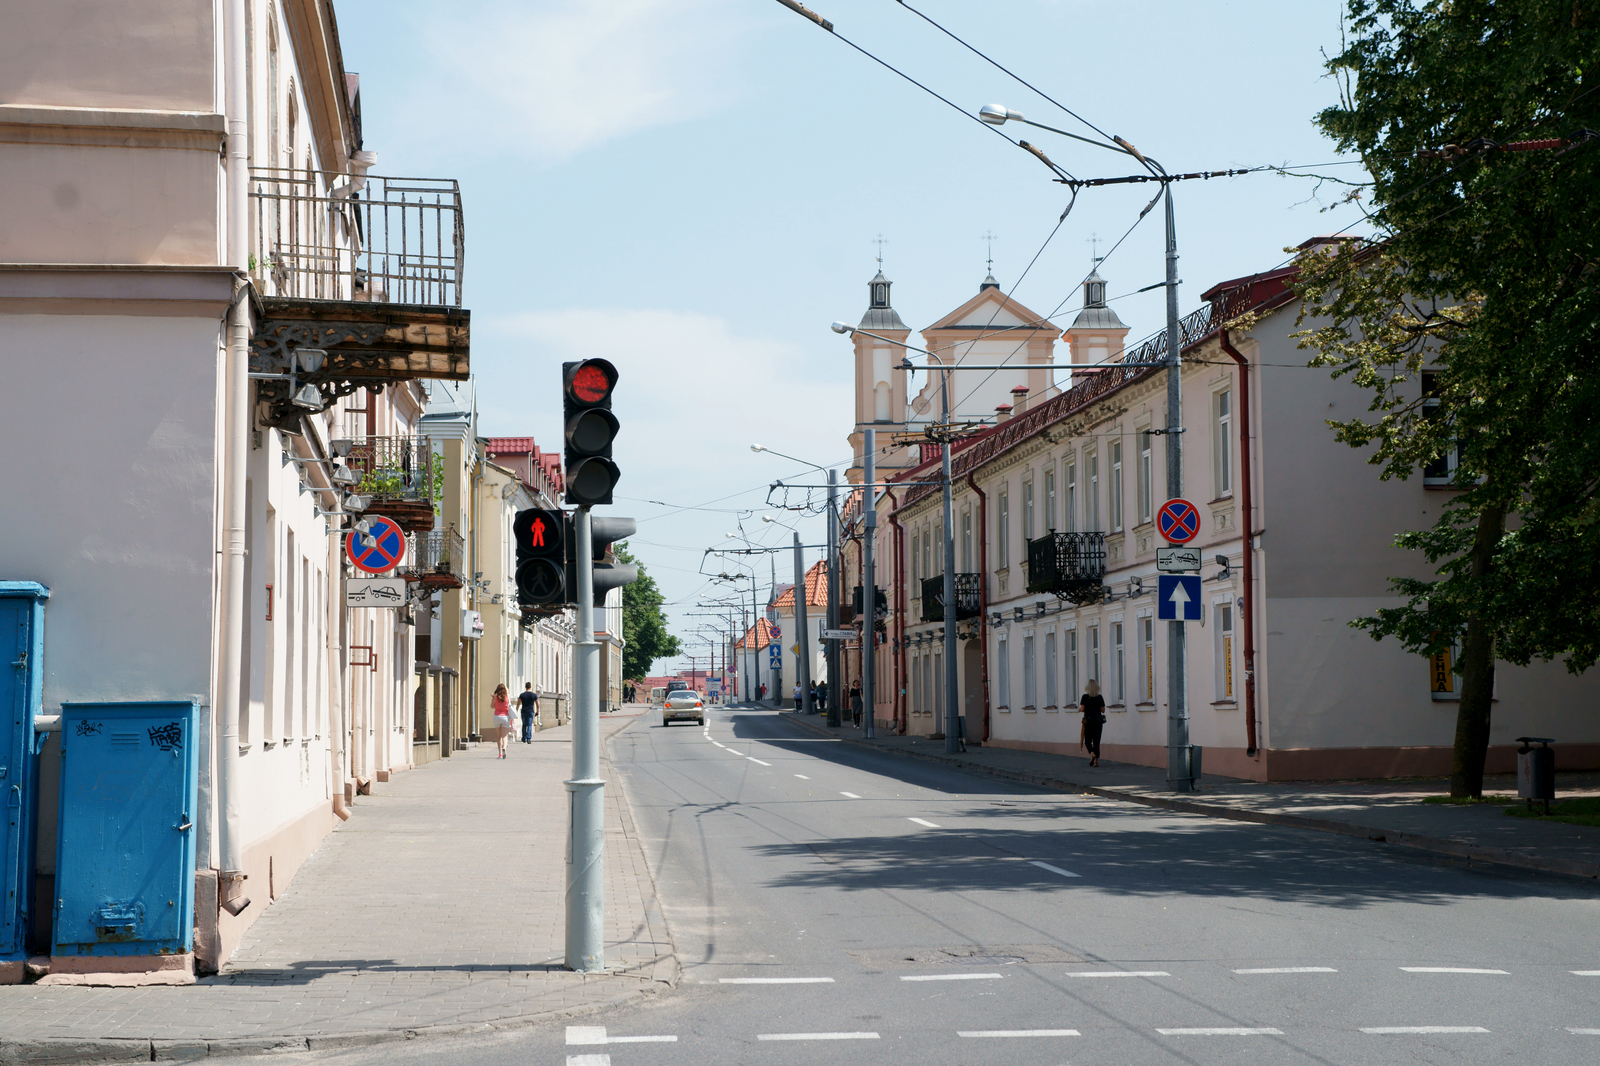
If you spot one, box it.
[1450,503,1506,798]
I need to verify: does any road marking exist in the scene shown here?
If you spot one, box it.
[1567,1028,1600,1034]
[958,1030,1080,1038]
[711,741,725,748]
[1234,967,1338,974]
[1400,967,1508,974]
[1029,860,1081,878]
[1158,1028,1283,1036]
[567,1028,607,1045]
[900,972,1004,982]
[566,1026,675,1046]
[606,1037,677,1044]
[908,817,941,828]
[567,1057,609,1066]
[840,791,861,798]
[1572,970,1600,976]
[794,774,810,779]
[748,757,772,766]
[719,977,835,984]
[758,1032,880,1041]
[1070,970,1170,978]
[1360,1026,1490,1034]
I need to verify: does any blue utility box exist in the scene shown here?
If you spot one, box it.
[54,701,198,959]
[1,582,49,968]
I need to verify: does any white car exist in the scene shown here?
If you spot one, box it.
[663,690,705,726]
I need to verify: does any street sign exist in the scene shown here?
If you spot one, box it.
[1157,574,1203,621]
[1156,546,1202,573]
[346,577,406,607]
[1156,498,1201,544]
[789,644,799,656]
[769,625,781,639]
[820,629,853,640]
[346,516,406,574]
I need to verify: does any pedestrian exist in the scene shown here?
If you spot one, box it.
[492,683,513,759]
[817,679,828,714]
[518,682,539,742]
[793,683,801,710]
[809,681,818,712]
[759,683,766,702]
[849,682,862,727]
[1079,679,1106,767]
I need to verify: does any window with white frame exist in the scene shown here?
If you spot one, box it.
[1138,430,1153,524]
[911,530,920,582]
[1110,440,1124,532]
[998,489,1010,569]
[1066,628,1079,706]
[1140,615,1155,703]
[1022,633,1036,709]
[1111,621,1125,704]
[996,633,1010,708]
[1087,452,1100,530]
[1043,628,1058,709]
[1044,466,1056,533]
[1421,372,1464,484]
[961,511,972,572]
[924,528,933,577]
[1065,460,1077,532]
[1024,479,1035,545]
[910,652,920,712]
[1215,389,1233,498]
[1215,602,1235,701]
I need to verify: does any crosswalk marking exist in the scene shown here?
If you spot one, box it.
[1400,967,1507,974]
[566,1026,675,1045]
[566,1056,609,1066]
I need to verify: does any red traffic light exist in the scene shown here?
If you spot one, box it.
[564,359,617,405]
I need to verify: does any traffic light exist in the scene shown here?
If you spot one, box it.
[562,359,621,507]
[571,516,638,608]
[514,508,571,608]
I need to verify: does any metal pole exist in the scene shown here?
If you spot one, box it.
[1162,185,1193,793]
[939,365,959,754]
[566,507,605,970]
[793,532,813,713]
[769,551,779,706]
[863,428,877,739]
[751,569,760,704]
[825,469,841,728]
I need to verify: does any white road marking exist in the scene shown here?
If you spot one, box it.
[1360,1026,1490,1034]
[1567,1028,1600,1034]
[566,1026,674,1046]
[748,757,772,766]
[840,791,861,798]
[1400,967,1508,974]
[1029,860,1081,878]
[1158,1028,1283,1036]
[606,1037,677,1044]
[1070,970,1171,978]
[1572,970,1600,976]
[719,977,835,984]
[567,1027,606,1045]
[794,774,810,779]
[567,1056,609,1066]
[958,1030,1080,1038]
[758,1032,879,1041]
[900,972,1004,982]
[711,741,725,748]
[908,817,941,828]
[1234,967,1338,974]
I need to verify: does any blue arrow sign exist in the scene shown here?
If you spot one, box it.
[1157,574,1203,621]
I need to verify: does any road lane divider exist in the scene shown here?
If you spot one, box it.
[719,977,835,984]
[1233,967,1337,974]
[1029,860,1080,878]
[900,973,1003,982]
[748,757,772,766]
[758,1033,880,1041]
[1158,1028,1283,1036]
[1399,967,1507,974]
[1069,970,1170,978]
[1359,1026,1490,1034]
[908,817,941,828]
[840,792,861,798]
[958,1030,1080,1038]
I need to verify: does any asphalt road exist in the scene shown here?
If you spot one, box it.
[309,705,1600,1066]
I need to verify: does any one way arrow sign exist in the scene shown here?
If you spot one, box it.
[1157,574,1203,621]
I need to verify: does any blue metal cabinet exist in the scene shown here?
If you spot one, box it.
[54,701,198,958]
[0,582,48,965]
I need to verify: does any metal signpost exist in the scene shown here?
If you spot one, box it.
[1158,493,1198,791]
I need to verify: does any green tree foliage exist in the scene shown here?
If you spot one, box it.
[1295,0,1599,796]
[615,544,680,679]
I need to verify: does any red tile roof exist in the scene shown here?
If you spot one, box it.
[772,560,828,609]
[735,617,776,650]
[484,437,537,454]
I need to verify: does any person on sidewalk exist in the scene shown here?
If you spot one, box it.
[809,681,819,713]
[492,684,512,758]
[793,683,801,710]
[849,682,862,727]
[1079,680,1106,767]
[518,683,539,742]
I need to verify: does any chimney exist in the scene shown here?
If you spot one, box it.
[1011,385,1030,414]
[995,403,1013,424]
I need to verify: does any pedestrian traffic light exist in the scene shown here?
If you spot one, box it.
[514,508,570,607]
[562,359,621,507]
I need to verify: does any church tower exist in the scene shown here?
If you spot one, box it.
[846,269,912,485]
[1063,264,1129,371]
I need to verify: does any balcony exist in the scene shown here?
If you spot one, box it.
[920,573,981,623]
[344,436,439,532]
[1027,532,1107,605]
[403,525,465,591]
[247,169,470,432]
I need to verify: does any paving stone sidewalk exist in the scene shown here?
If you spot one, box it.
[0,714,673,1062]
[785,711,1600,882]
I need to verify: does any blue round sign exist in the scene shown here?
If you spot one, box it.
[346,516,407,574]
[1156,498,1201,545]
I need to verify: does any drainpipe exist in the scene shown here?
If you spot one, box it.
[1219,328,1258,756]
[331,530,349,821]
[965,472,991,743]
[217,0,252,916]
[885,490,906,734]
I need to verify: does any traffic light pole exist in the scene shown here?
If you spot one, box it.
[565,506,605,971]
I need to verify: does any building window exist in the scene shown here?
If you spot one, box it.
[1216,603,1235,701]
[1138,430,1153,525]
[1065,461,1077,532]
[998,490,1010,569]
[1044,466,1056,533]
[1110,440,1123,533]
[1022,633,1036,710]
[1043,630,1058,709]
[996,634,1010,709]
[1111,622,1125,704]
[1421,372,1464,484]
[1215,389,1233,498]
[1066,629,1079,706]
[1023,480,1035,544]
[1141,616,1155,703]
[961,511,972,572]
[911,531,920,582]
[933,651,942,718]
[924,528,934,577]
[1086,452,1100,530]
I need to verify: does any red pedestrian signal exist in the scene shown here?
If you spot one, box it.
[562,359,621,507]
[514,508,569,607]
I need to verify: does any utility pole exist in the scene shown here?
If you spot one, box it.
[939,362,960,754]
[566,507,603,971]
[1162,185,1193,793]
[825,468,841,728]
[862,428,877,739]
[793,532,813,713]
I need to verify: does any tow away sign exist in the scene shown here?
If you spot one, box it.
[1156,546,1201,572]
[346,578,406,608]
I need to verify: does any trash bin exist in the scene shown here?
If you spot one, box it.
[1516,736,1555,813]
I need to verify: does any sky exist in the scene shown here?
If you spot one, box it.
[335,0,1370,674]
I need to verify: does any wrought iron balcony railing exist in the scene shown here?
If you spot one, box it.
[343,436,439,531]
[404,525,465,590]
[249,169,464,306]
[920,573,981,623]
[1026,532,1107,605]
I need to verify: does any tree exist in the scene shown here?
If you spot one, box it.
[615,544,679,680]
[1295,0,1600,796]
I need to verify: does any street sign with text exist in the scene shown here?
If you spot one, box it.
[1157,574,1203,621]
[1156,546,1201,573]
[820,629,853,640]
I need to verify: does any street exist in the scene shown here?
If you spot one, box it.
[304,704,1600,1066]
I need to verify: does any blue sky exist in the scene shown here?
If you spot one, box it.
[336,0,1368,673]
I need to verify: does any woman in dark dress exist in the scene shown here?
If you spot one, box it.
[1079,679,1106,767]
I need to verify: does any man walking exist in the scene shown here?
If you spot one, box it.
[518,683,539,742]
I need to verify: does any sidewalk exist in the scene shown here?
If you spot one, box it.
[784,712,1600,882]
[0,714,673,1063]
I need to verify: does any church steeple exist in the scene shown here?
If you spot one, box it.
[848,264,911,485]
[859,270,907,331]
[1065,262,1129,366]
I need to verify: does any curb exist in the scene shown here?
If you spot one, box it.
[779,713,1600,883]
